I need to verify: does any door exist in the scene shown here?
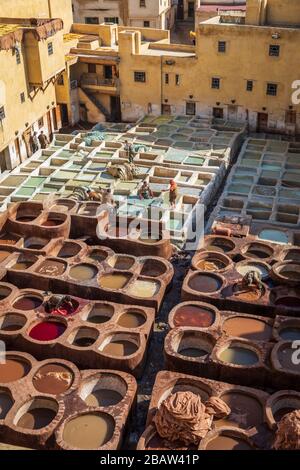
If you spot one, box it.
[213,107,224,119]
[228,105,238,121]
[188,2,195,20]
[52,108,58,131]
[162,104,171,115]
[23,128,32,158]
[14,138,21,164]
[257,113,268,132]
[186,102,196,116]
[60,104,69,126]
[110,96,121,122]
[46,111,53,141]
[104,66,113,80]
[177,0,184,20]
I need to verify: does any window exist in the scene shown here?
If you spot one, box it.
[15,48,21,65]
[140,0,146,6]
[175,74,180,86]
[285,110,296,125]
[38,118,44,129]
[144,21,150,27]
[0,106,5,120]
[57,75,64,86]
[85,17,99,24]
[269,45,280,57]
[211,77,220,89]
[218,41,226,53]
[213,107,224,119]
[246,80,253,92]
[186,102,196,116]
[266,83,278,96]
[104,17,119,24]
[48,42,53,56]
[88,64,96,73]
[165,73,169,85]
[20,92,25,104]
[134,71,146,83]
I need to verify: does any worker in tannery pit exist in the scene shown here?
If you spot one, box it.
[242,270,264,292]
[87,188,102,201]
[124,140,135,163]
[138,181,153,200]
[38,130,49,149]
[44,294,77,315]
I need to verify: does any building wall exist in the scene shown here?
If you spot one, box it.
[0,0,73,31]
[72,0,124,25]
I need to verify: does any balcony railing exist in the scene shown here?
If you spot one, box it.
[80,73,118,88]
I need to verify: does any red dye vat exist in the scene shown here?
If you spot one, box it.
[173,305,215,328]
[29,321,66,341]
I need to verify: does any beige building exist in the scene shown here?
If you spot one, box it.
[72,0,175,29]
[195,1,246,25]
[0,0,73,171]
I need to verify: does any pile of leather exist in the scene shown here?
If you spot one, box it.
[107,163,141,181]
[273,410,300,450]
[153,391,231,446]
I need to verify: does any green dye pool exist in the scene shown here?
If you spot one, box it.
[16,187,36,196]
[258,229,288,244]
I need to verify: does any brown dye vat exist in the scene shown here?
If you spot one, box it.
[231,284,262,301]
[0,313,27,331]
[179,347,208,358]
[16,216,37,223]
[13,296,42,310]
[0,391,13,419]
[103,339,138,357]
[223,317,273,341]
[85,304,115,324]
[41,219,62,227]
[244,243,273,260]
[88,250,108,263]
[197,259,226,271]
[188,273,222,293]
[0,286,12,301]
[274,297,300,308]
[62,413,114,449]
[57,243,81,258]
[205,434,252,450]
[273,407,295,421]
[33,364,74,394]
[36,260,66,276]
[85,389,123,407]
[108,256,135,270]
[117,311,146,328]
[99,273,131,290]
[173,305,215,328]
[73,337,96,347]
[0,233,21,245]
[0,357,30,383]
[215,392,264,429]
[205,237,235,253]
[278,345,299,373]
[69,264,98,281]
[141,260,166,277]
[69,328,99,348]
[17,407,56,430]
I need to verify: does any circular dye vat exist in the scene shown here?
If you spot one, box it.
[62,413,115,449]
[179,347,208,358]
[0,391,13,419]
[69,264,97,281]
[205,434,252,450]
[88,250,108,263]
[86,304,114,324]
[29,321,66,342]
[57,243,81,258]
[273,407,296,422]
[259,229,288,244]
[274,297,300,308]
[108,256,135,270]
[42,219,62,227]
[99,274,130,290]
[215,392,264,429]
[219,347,259,366]
[72,335,96,347]
[244,243,273,259]
[0,313,27,332]
[173,305,215,328]
[127,280,158,298]
[0,286,12,301]
[278,345,300,373]
[196,258,227,272]
[85,389,123,407]
[117,311,146,328]
[11,261,33,270]
[17,406,57,430]
[33,363,74,394]
[102,339,138,357]
[188,273,222,293]
[141,260,166,277]
[279,327,300,341]
[223,317,272,341]
[0,357,30,383]
[205,238,235,253]
[236,262,269,280]
[36,260,66,276]
[231,284,263,301]
[16,216,37,223]
[13,296,42,311]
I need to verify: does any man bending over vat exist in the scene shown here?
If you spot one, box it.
[44,295,77,316]
[241,271,264,292]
